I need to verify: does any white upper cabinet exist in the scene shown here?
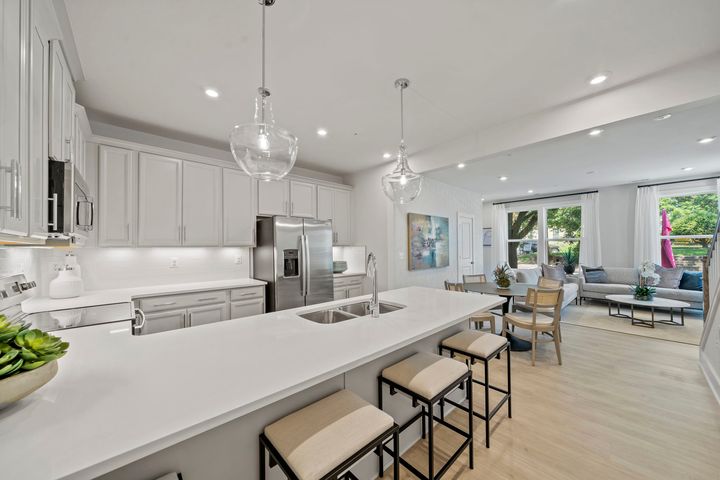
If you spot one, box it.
[223,168,255,246]
[257,179,289,216]
[98,146,136,246]
[48,40,74,163]
[138,153,182,246]
[182,161,221,246]
[0,0,29,237]
[317,186,352,245]
[289,180,316,218]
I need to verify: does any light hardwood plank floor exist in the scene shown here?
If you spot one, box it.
[389,323,720,480]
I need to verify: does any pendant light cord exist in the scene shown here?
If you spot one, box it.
[260,2,266,124]
[399,85,405,144]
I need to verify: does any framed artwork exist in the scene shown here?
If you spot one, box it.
[407,213,450,270]
[483,228,492,247]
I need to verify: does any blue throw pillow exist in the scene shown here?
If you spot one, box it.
[678,271,702,291]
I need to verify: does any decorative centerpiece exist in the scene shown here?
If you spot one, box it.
[632,261,659,301]
[0,316,69,409]
[493,264,513,289]
[560,245,579,274]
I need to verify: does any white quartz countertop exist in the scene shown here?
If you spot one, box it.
[21,278,267,314]
[0,287,504,480]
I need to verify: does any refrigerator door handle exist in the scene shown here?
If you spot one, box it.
[303,233,311,296]
[299,234,308,297]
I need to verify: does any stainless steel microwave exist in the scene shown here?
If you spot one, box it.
[47,159,93,243]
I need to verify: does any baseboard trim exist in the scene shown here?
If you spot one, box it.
[699,349,720,406]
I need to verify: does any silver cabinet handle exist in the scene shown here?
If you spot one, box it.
[15,161,21,219]
[187,312,192,327]
[284,201,288,215]
[183,225,187,242]
[65,138,72,162]
[126,223,130,240]
[132,309,146,334]
[291,202,294,216]
[10,160,18,219]
[153,301,176,307]
[183,312,188,328]
[178,225,182,241]
[237,292,258,297]
[196,297,221,302]
[48,194,58,230]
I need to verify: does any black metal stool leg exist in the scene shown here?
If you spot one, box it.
[393,429,400,479]
[376,443,383,478]
[421,405,427,439]
[467,375,474,469]
[507,345,512,418]
[440,399,445,420]
[484,359,490,448]
[427,402,434,479]
[259,436,266,480]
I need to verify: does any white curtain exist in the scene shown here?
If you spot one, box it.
[491,204,508,269]
[634,186,660,266]
[579,192,602,266]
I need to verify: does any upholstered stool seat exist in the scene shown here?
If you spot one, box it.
[439,330,511,448]
[378,352,474,480]
[260,389,399,480]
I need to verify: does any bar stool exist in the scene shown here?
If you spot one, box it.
[260,389,399,480]
[439,331,511,448]
[378,352,473,480]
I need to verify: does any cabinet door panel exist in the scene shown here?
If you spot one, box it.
[333,189,351,245]
[143,309,186,335]
[61,70,75,163]
[333,288,348,301]
[99,146,136,246]
[230,299,265,319]
[48,40,64,162]
[257,179,288,216]
[223,169,255,246]
[188,303,228,327]
[138,153,182,246]
[317,186,332,221]
[183,161,221,246]
[347,285,363,298]
[290,180,316,218]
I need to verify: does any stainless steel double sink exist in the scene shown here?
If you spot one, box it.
[298,300,405,324]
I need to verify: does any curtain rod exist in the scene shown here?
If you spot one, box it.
[492,190,598,206]
[637,176,720,189]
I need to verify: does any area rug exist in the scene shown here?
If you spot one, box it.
[559,301,703,346]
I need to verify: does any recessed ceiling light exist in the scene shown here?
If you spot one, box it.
[654,113,672,121]
[527,189,534,193]
[457,163,466,169]
[481,197,485,201]
[698,136,716,144]
[204,88,219,98]
[499,176,508,181]
[316,128,328,137]
[383,152,392,159]
[681,167,694,171]
[588,128,604,136]
[589,73,609,85]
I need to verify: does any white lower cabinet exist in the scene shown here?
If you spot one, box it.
[188,303,228,327]
[143,308,187,335]
[333,276,364,300]
[230,298,265,319]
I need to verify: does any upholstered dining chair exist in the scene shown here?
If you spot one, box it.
[503,287,564,366]
[451,276,498,333]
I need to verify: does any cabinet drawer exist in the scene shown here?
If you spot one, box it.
[230,286,265,301]
[230,298,265,319]
[334,276,363,288]
[138,290,228,313]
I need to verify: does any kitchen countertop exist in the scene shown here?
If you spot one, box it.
[0,286,504,480]
[21,278,267,314]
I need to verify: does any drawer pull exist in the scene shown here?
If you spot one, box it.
[153,301,176,307]
[237,292,258,297]
[196,297,221,302]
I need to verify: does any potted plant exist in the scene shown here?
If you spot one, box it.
[632,261,659,301]
[493,264,513,289]
[0,316,69,409]
[560,245,579,274]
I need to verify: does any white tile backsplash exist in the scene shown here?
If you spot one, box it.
[332,245,366,274]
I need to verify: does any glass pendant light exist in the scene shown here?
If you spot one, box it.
[229,0,298,181]
[381,78,423,204]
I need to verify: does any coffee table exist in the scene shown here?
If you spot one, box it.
[464,282,536,351]
[605,294,689,328]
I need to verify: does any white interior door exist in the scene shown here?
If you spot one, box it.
[182,161,221,246]
[458,213,475,281]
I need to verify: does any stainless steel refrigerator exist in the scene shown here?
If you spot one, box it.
[253,216,334,311]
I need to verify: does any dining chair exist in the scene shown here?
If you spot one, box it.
[537,277,563,288]
[503,287,563,366]
[513,276,565,342]
[450,278,497,333]
[462,274,487,284]
[444,281,465,292]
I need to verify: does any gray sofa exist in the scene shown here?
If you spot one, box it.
[578,266,703,310]
[512,267,578,309]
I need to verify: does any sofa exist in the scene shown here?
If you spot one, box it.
[512,267,578,309]
[578,266,703,310]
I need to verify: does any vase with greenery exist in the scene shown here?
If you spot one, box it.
[493,264,512,289]
[632,261,659,301]
[560,245,579,274]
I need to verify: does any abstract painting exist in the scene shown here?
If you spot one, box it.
[407,213,450,270]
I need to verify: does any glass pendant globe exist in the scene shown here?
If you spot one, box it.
[381,144,423,204]
[230,90,298,182]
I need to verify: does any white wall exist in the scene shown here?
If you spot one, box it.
[348,166,483,291]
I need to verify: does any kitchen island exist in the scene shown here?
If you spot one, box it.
[0,287,504,480]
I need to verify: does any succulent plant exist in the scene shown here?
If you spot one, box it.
[0,343,23,378]
[0,315,30,343]
[13,329,69,371]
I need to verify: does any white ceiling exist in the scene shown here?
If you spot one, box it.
[427,96,720,200]
[64,0,720,175]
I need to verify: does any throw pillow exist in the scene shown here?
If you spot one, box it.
[582,266,608,284]
[678,271,703,291]
[516,268,540,284]
[542,263,566,283]
[654,265,685,289]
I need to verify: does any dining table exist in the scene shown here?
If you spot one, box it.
[463,282,536,351]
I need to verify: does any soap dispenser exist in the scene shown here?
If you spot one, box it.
[49,265,84,299]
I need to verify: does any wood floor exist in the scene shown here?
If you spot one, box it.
[389,323,720,480]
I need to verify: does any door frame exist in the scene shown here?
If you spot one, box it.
[457,212,476,282]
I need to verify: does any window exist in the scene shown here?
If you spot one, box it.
[507,210,538,269]
[546,206,581,265]
[659,192,719,270]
